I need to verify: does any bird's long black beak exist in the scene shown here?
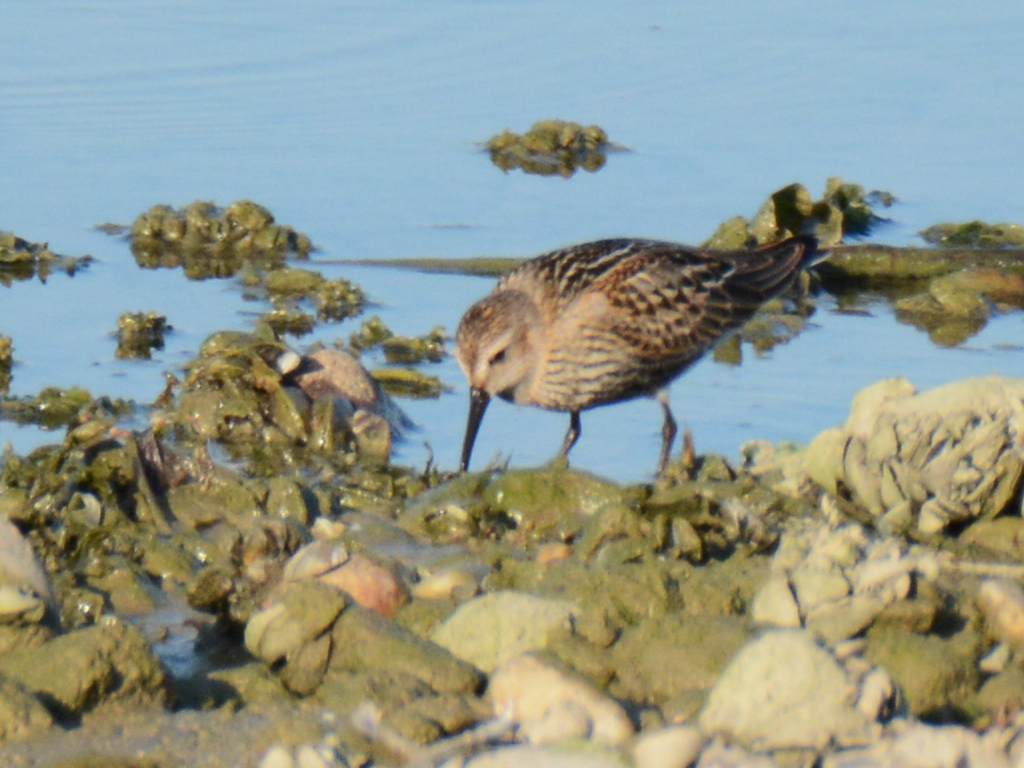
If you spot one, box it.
[460,387,490,472]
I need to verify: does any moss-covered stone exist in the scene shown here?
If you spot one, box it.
[486,119,616,177]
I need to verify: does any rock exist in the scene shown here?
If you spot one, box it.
[284,542,408,618]
[260,744,296,768]
[863,624,980,718]
[488,654,634,747]
[803,377,1024,533]
[245,581,347,666]
[750,576,801,628]
[887,722,1010,768]
[465,744,627,768]
[977,579,1024,648]
[791,565,851,615]
[0,620,168,716]
[332,603,484,694]
[632,724,706,768]
[431,591,580,672]
[699,630,872,750]
[0,673,53,742]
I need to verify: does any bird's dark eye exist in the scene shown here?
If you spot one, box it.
[489,349,507,365]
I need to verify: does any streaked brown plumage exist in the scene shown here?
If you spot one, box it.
[455,234,823,473]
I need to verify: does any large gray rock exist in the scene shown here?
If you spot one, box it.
[699,629,873,750]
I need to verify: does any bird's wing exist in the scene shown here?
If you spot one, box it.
[590,238,811,360]
[497,239,669,316]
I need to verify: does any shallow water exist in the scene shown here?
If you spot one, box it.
[1,0,1023,481]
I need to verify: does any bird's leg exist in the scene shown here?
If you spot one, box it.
[558,410,582,459]
[656,390,677,475]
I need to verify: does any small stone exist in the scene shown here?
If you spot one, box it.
[750,576,801,628]
[632,724,706,768]
[978,642,1011,674]
[260,745,295,768]
[977,579,1024,647]
[488,654,634,747]
[791,566,851,615]
[412,569,480,600]
[316,553,408,618]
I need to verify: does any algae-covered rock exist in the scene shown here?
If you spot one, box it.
[0,620,168,717]
[864,623,982,718]
[115,311,171,360]
[370,367,447,399]
[431,591,580,673]
[0,230,93,286]
[331,602,484,694]
[125,200,312,279]
[486,119,616,178]
[0,335,11,396]
[710,178,893,249]
[0,673,52,743]
[610,613,749,712]
[921,220,1024,248]
[699,629,873,750]
[482,466,638,544]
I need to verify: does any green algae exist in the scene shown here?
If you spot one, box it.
[115,311,171,360]
[864,622,984,720]
[123,200,313,279]
[703,178,894,249]
[0,335,11,396]
[0,387,129,431]
[0,231,93,286]
[370,367,448,399]
[485,119,616,178]
[920,220,1024,248]
[350,316,447,364]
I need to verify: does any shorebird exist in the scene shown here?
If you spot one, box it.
[455,234,823,474]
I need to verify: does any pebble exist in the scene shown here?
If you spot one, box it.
[977,579,1024,647]
[632,725,706,768]
[488,654,634,747]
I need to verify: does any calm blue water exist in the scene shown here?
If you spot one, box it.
[2,0,1023,479]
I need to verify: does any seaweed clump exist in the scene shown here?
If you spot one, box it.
[703,178,895,249]
[0,335,11,396]
[122,200,313,279]
[0,231,93,286]
[115,311,171,360]
[920,220,1024,249]
[486,119,616,177]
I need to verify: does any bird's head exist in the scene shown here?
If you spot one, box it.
[455,289,541,402]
